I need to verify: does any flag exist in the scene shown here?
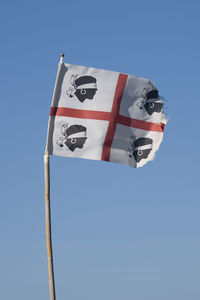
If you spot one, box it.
[46,60,167,168]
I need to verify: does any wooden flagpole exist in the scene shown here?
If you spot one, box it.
[44,54,64,300]
[44,152,56,300]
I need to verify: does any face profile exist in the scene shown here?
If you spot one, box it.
[74,88,97,102]
[66,74,97,102]
[129,136,153,163]
[57,124,87,152]
[144,101,163,115]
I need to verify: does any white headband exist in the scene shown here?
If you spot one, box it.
[134,145,152,151]
[77,83,97,89]
[67,132,87,139]
[146,99,162,103]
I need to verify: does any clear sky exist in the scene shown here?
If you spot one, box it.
[1,0,200,299]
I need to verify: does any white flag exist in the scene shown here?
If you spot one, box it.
[46,61,167,168]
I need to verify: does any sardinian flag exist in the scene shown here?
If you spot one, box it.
[46,58,167,168]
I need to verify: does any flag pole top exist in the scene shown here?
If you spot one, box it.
[60,53,64,64]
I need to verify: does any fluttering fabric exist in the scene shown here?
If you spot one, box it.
[46,63,167,168]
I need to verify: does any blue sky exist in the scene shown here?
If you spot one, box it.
[1,0,200,299]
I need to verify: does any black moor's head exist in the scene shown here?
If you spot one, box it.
[57,124,87,151]
[129,137,153,163]
[67,75,97,102]
[64,124,87,151]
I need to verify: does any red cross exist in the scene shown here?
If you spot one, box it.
[50,74,165,162]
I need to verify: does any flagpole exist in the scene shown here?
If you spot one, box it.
[44,54,64,300]
[44,153,55,300]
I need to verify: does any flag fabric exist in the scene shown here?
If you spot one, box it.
[46,62,167,168]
